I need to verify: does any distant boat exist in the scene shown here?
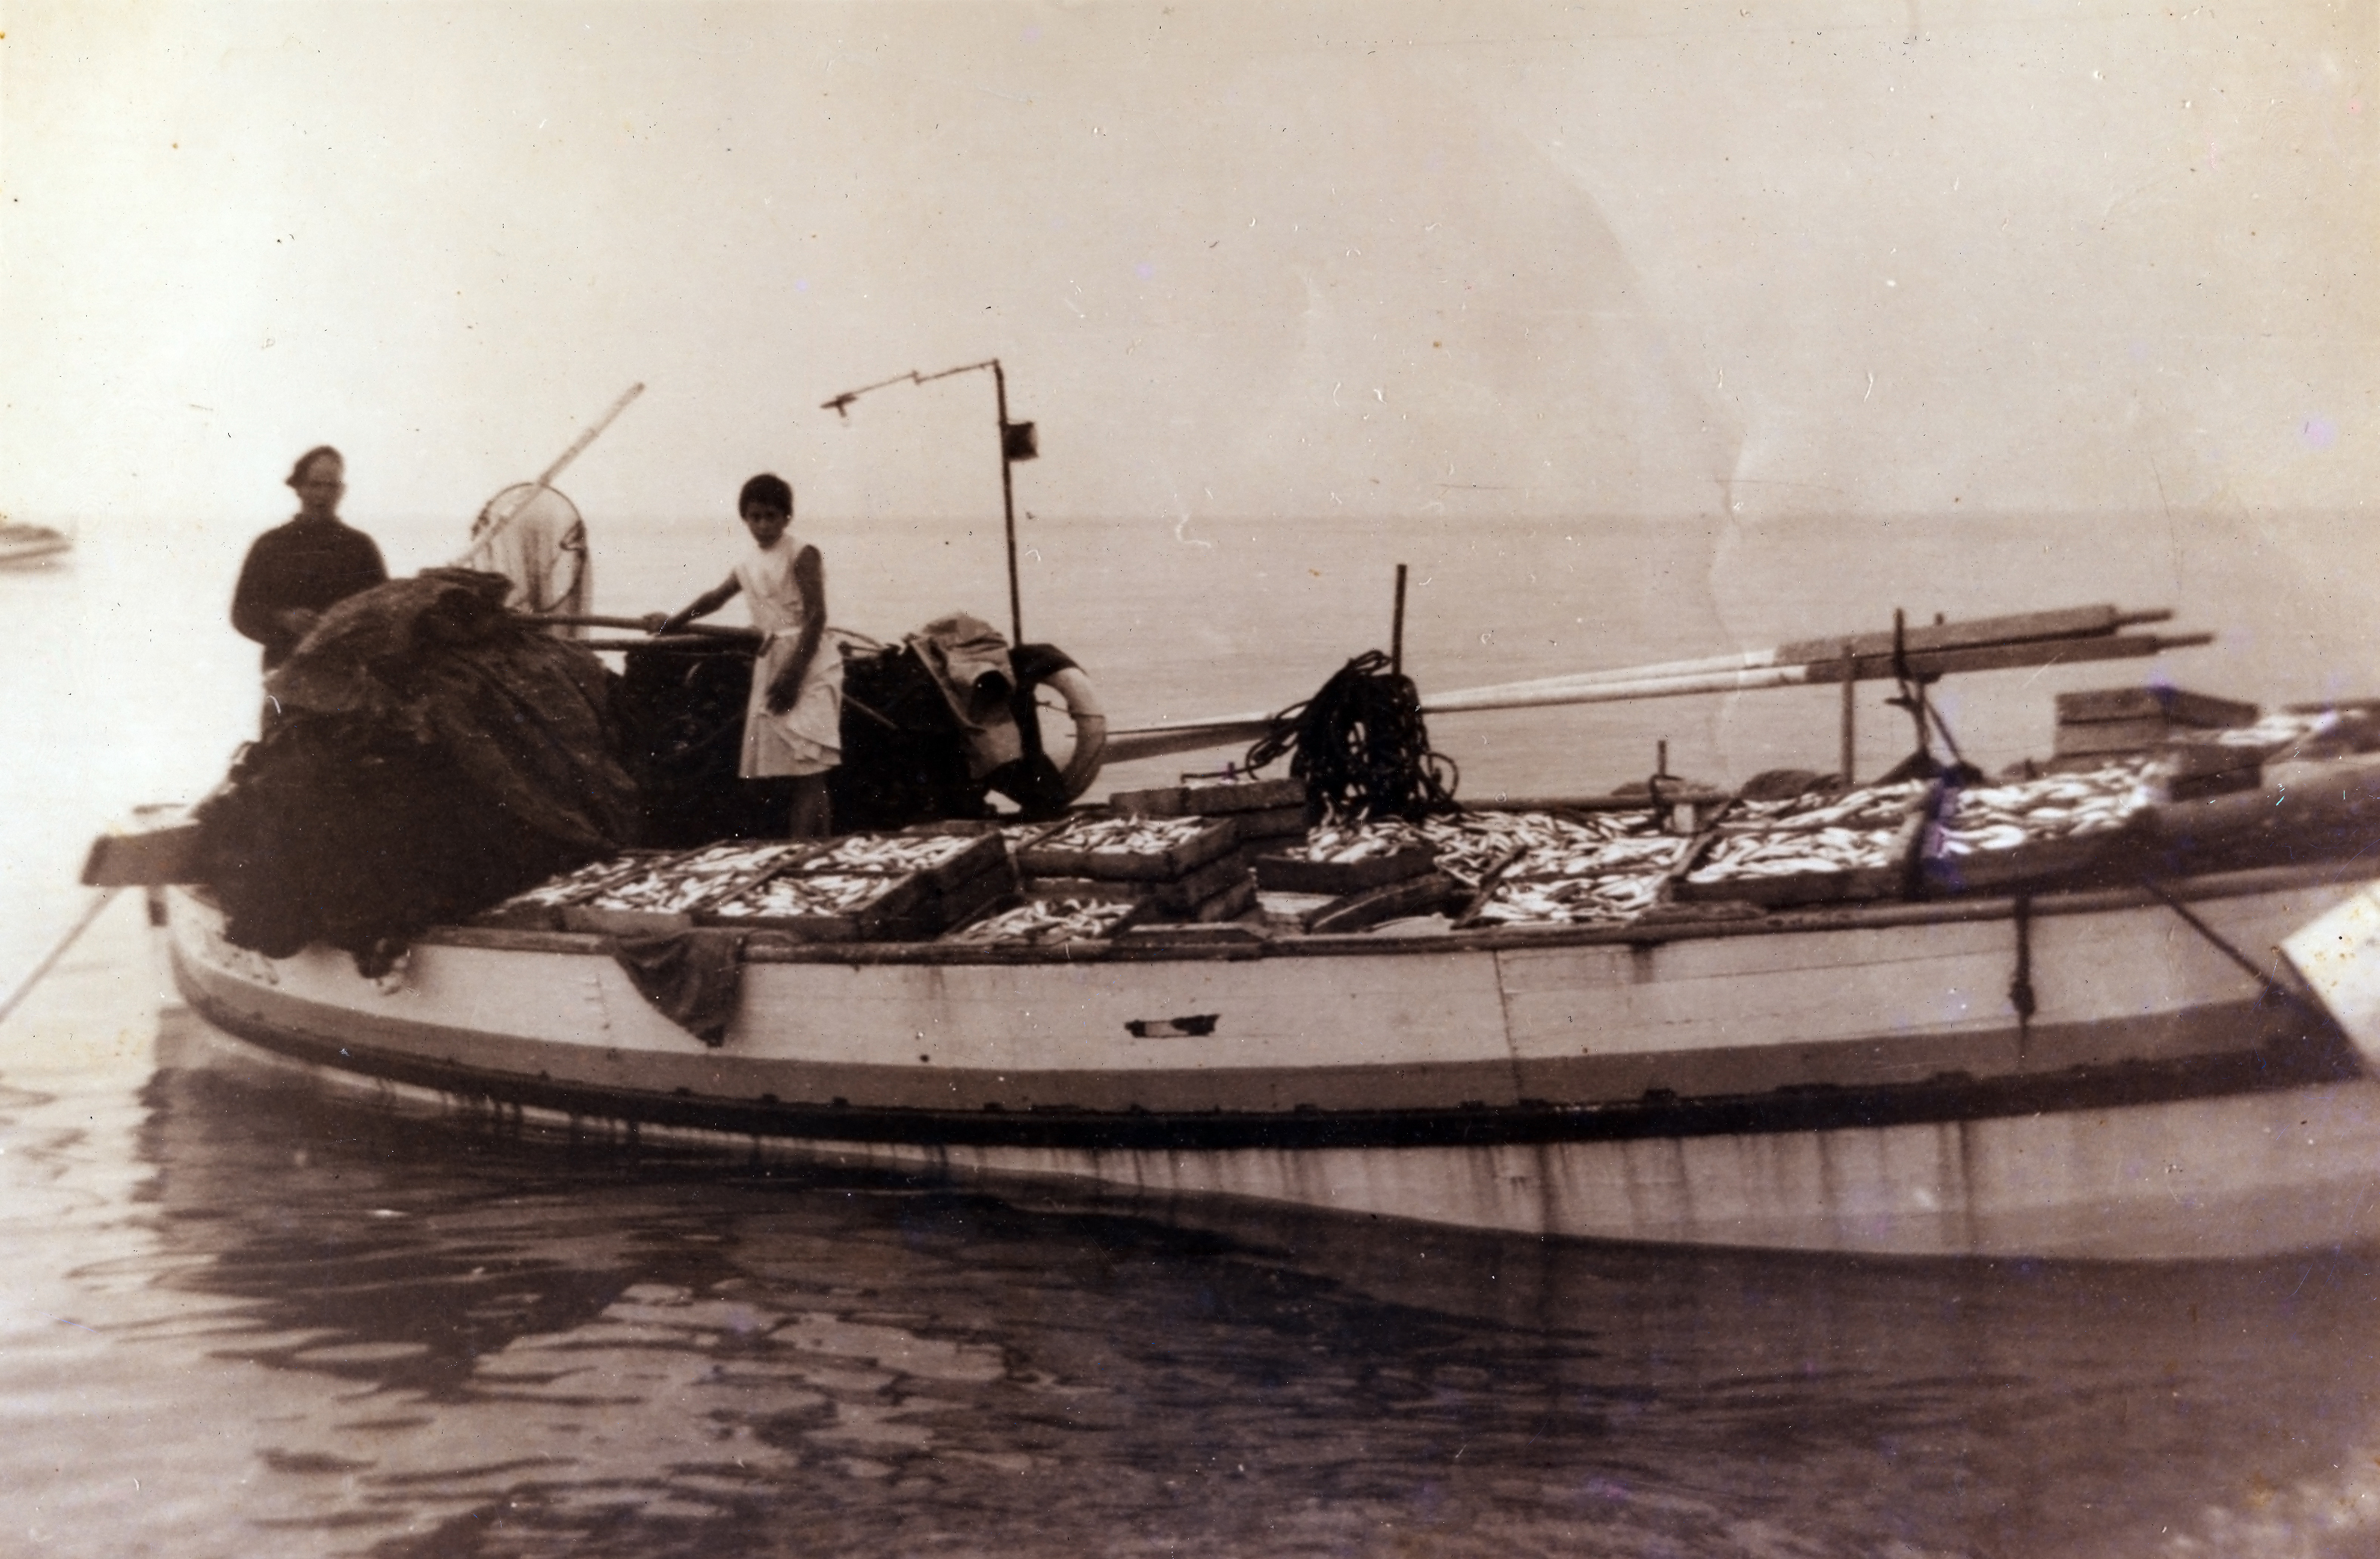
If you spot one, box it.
[0,520,73,568]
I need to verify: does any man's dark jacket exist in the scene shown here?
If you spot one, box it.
[231,515,388,669]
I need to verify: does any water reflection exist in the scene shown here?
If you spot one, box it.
[28,1008,2380,1557]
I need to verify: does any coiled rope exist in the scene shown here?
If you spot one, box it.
[1244,650,1459,823]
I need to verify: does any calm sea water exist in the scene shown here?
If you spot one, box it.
[6,507,2380,1556]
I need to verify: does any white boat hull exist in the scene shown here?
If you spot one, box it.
[164,862,2380,1261]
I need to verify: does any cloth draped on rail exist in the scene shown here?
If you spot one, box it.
[610,928,748,1046]
[906,613,1023,777]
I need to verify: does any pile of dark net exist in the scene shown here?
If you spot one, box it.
[191,570,640,974]
[1245,649,1458,823]
[611,635,1076,847]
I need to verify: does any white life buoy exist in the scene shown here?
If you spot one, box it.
[1037,665,1107,800]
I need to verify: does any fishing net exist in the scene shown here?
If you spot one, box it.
[456,483,592,628]
[613,640,795,847]
[192,569,639,973]
[1245,650,1459,823]
[613,629,1076,844]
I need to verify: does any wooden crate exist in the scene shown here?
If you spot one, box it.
[1178,875,1259,924]
[476,854,656,930]
[1672,860,1909,908]
[2156,742,2264,801]
[2053,720,2183,758]
[941,890,1149,946]
[1110,776,1304,818]
[1229,804,1311,841]
[694,831,1016,942]
[790,830,1007,894]
[1303,872,1464,934]
[1919,828,2132,896]
[568,841,822,923]
[931,861,1018,928]
[1258,890,1338,929]
[1017,817,1241,882]
[1156,853,1253,912]
[2054,687,2259,759]
[1255,844,1439,895]
[562,903,699,935]
[2054,687,2260,728]
[696,870,937,942]
[1672,807,1921,908]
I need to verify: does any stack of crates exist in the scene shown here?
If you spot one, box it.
[477,833,1013,943]
[2053,686,2259,759]
[2053,685,2262,798]
[1111,776,1308,875]
[1014,808,1256,924]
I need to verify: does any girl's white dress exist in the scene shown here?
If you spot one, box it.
[734,533,843,778]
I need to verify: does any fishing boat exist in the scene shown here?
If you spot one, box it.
[0,519,73,567]
[108,601,2380,1264]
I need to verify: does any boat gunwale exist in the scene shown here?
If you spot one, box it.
[404,855,2380,965]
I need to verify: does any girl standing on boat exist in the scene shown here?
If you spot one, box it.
[649,474,843,838]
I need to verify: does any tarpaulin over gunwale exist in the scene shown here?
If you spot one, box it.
[193,569,639,972]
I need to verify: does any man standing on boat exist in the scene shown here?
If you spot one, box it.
[230,446,389,681]
[647,473,843,838]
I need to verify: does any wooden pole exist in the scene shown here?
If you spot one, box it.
[528,613,757,640]
[1099,629,2212,766]
[1838,639,1856,787]
[1452,604,2169,704]
[1391,564,1408,678]
[0,890,119,1026]
[451,382,644,563]
[1422,631,2211,714]
[994,360,1023,648]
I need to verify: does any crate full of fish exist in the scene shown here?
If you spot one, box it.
[1468,871,1668,928]
[1674,783,1930,907]
[697,870,940,942]
[789,829,1017,923]
[1253,821,1438,894]
[559,841,820,934]
[791,829,1009,894]
[1014,814,1242,883]
[943,893,1148,947]
[1029,850,1252,918]
[1441,810,1688,888]
[699,830,1014,940]
[473,853,665,930]
[1919,764,2151,894]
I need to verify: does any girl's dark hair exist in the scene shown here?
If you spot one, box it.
[286,445,344,486]
[739,472,794,515]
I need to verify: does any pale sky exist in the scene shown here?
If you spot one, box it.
[4,0,2372,539]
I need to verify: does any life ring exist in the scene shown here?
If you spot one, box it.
[1038,665,1107,800]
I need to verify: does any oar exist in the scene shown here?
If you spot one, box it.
[529,613,759,641]
[0,890,120,1027]
[1434,605,2176,702]
[1425,631,2212,714]
[1104,627,2213,766]
[451,382,646,563]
